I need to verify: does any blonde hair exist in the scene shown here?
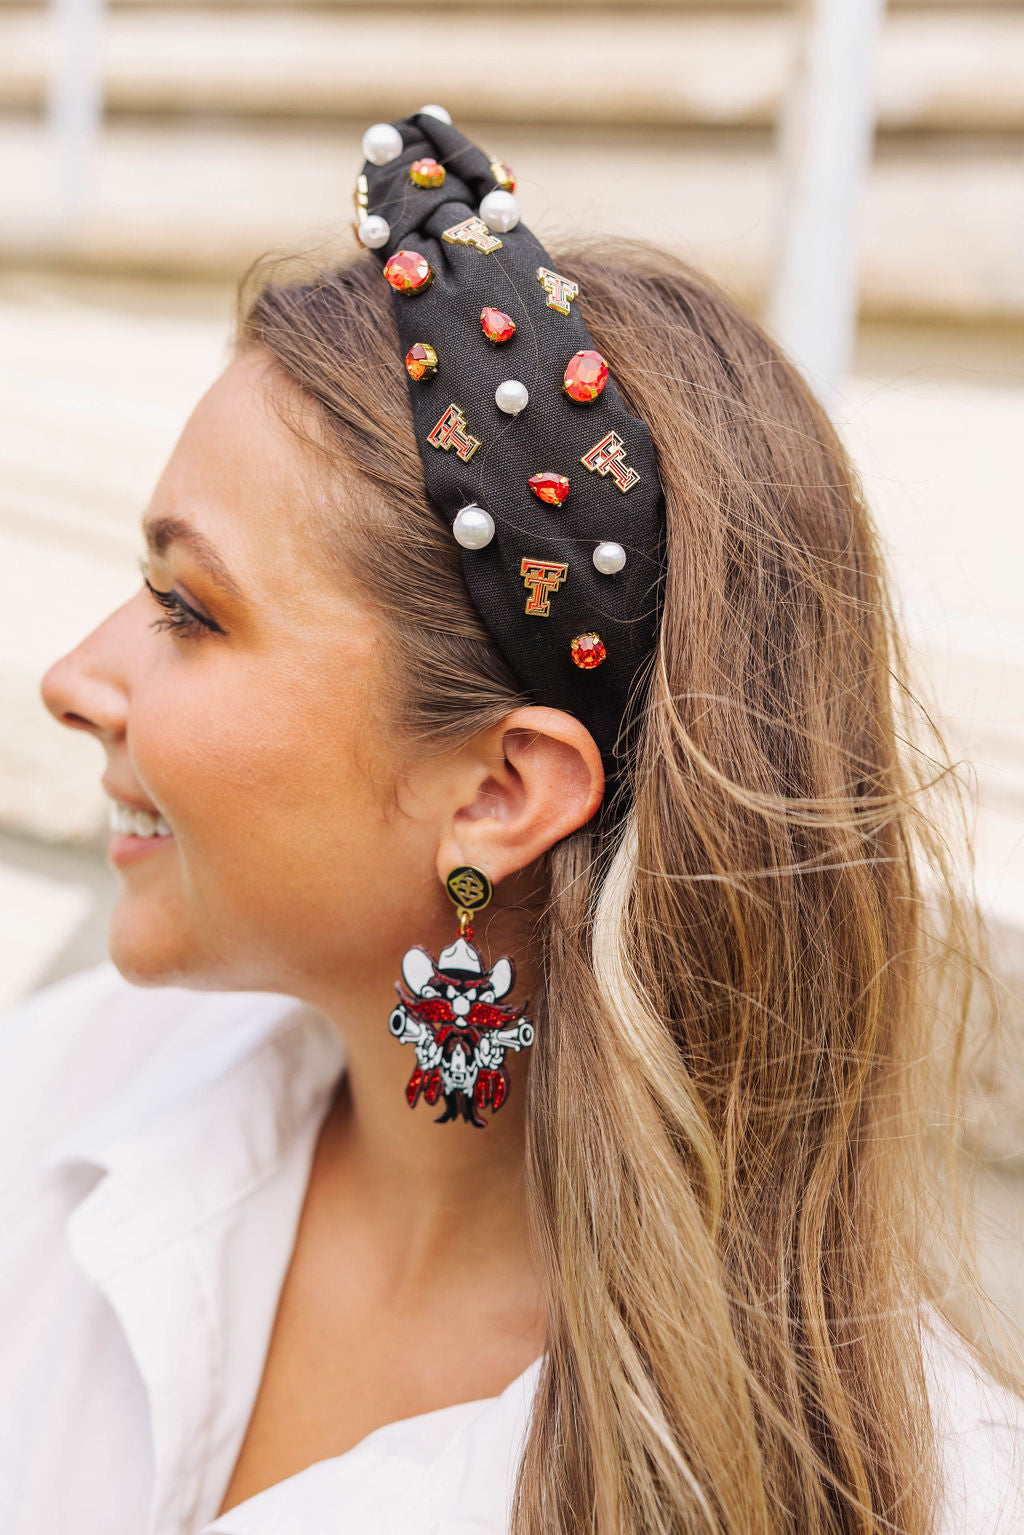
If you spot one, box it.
[240,244,1018,1533]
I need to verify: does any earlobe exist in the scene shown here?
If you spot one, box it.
[441,706,604,885]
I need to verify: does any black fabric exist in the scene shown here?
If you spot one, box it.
[362,112,666,786]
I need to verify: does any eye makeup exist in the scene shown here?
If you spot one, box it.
[139,559,226,638]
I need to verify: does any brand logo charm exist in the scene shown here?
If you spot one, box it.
[446,866,492,913]
[536,266,579,315]
[581,430,640,493]
[442,217,503,254]
[428,404,480,462]
[520,557,569,617]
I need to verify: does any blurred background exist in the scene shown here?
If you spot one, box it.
[0,0,1022,1324]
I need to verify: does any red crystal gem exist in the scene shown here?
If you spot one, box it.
[529,472,570,506]
[383,249,432,295]
[571,632,607,669]
[409,157,445,189]
[404,342,438,381]
[563,350,609,403]
[480,307,516,344]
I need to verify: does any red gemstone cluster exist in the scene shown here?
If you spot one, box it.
[383,249,433,295]
[570,633,607,670]
[409,157,445,188]
[563,350,608,404]
[529,472,570,506]
[369,161,613,669]
[480,307,516,344]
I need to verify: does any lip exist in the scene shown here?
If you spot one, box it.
[108,831,175,868]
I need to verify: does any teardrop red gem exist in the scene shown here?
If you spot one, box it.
[529,472,570,506]
[480,307,516,344]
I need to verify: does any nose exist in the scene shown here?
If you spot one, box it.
[40,599,136,742]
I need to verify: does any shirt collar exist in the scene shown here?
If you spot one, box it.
[40,986,346,1188]
[38,983,347,1534]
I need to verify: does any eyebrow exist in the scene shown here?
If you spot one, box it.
[142,513,245,602]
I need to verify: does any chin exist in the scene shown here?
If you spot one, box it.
[107,894,226,991]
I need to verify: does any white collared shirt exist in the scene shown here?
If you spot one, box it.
[0,962,1021,1534]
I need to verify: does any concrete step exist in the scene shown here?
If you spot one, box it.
[4,118,1024,322]
[6,1,1021,13]
[4,7,1024,130]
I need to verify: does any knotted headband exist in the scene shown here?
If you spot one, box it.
[355,109,667,786]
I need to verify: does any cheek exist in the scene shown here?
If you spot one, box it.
[133,652,392,912]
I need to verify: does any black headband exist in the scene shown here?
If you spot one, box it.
[356,110,667,787]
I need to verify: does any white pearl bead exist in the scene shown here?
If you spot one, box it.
[362,123,403,166]
[453,504,495,550]
[479,189,520,233]
[418,104,452,124]
[495,380,528,416]
[593,541,626,575]
[357,215,390,250]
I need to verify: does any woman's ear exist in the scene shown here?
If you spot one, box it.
[436,706,604,885]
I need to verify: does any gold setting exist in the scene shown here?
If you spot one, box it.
[489,158,516,192]
[409,157,446,189]
[405,342,439,382]
[351,173,370,242]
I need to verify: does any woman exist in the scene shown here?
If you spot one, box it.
[3,110,1022,1534]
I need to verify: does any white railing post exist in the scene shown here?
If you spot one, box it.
[768,0,887,409]
[48,0,105,226]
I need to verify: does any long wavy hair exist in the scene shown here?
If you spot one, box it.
[239,244,1016,1534]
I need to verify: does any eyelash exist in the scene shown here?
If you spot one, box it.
[139,560,224,639]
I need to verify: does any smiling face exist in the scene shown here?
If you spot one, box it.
[41,350,442,1002]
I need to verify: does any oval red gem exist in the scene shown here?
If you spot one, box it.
[409,157,445,189]
[480,307,516,344]
[571,633,607,669]
[383,249,432,295]
[563,350,609,403]
[404,342,438,381]
[529,472,570,506]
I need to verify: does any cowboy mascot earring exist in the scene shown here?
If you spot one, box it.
[387,865,535,1128]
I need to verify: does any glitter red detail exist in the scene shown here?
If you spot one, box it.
[480,307,516,344]
[571,632,607,669]
[409,157,445,188]
[383,249,432,295]
[529,472,570,506]
[391,935,534,1127]
[563,350,608,403]
[404,342,438,381]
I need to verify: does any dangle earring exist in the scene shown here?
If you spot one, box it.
[387,865,535,1129]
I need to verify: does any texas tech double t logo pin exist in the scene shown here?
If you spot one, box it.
[520,558,569,617]
[428,404,481,462]
[581,430,641,493]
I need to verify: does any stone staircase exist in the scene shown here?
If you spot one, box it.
[2,1,1024,321]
